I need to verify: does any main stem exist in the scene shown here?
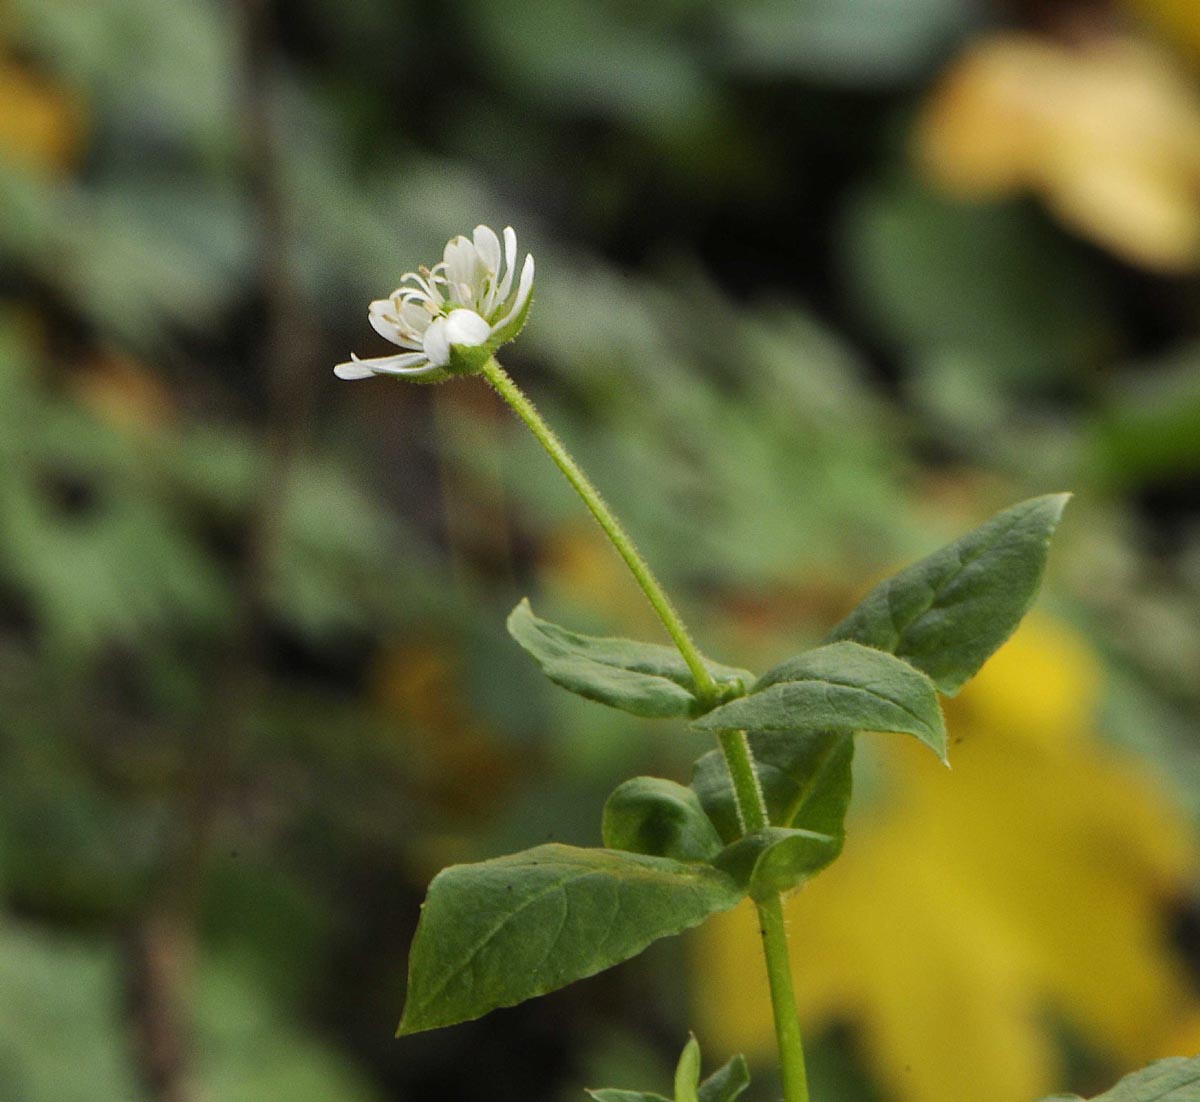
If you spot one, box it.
[481,355,810,1102]
[717,730,811,1102]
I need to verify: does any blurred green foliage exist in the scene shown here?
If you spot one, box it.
[1,0,1199,1100]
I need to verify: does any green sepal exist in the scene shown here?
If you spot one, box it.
[692,729,854,845]
[603,778,724,863]
[447,340,492,376]
[507,599,752,719]
[1038,1054,1200,1101]
[714,826,840,900]
[693,641,947,764]
[397,844,742,1035]
[392,366,453,385]
[828,493,1070,695]
[489,281,534,348]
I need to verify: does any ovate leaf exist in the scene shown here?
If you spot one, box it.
[714,827,840,899]
[1039,1055,1200,1101]
[827,494,1069,695]
[692,730,854,845]
[398,844,742,1034]
[603,778,724,862]
[508,599,752,719]
[693,642,947,763]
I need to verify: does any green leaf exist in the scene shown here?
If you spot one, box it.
[693,642,947,763]
[714,827,840,899]
[602,778,724,862]
[398,844,742,1034]
[827,494,1070,695]
[692,730,854,845]
[675,1035,701,1102]
[1038,1055,1200,1101]
[587,1093,672,1102]
[507,599,752,719]
[698,1055,750,1102]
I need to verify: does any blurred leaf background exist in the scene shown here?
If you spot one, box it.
[1,1,1199,1100]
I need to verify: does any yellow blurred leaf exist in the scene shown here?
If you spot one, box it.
[71,352,176,433]
[373,642,518,819]
[691,617,1198,1102]
[1125,0,1200,60]
[0,58,83,174]
[917,33,1200,272]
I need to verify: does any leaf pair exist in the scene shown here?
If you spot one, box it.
[509,493,1070,728]
[604,750,848,903]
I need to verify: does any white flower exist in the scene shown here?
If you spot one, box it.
[335,224,535,382]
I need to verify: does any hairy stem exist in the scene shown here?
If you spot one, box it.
[480,354,811,1102]
[717,729,769,833]
[480,356,717,700]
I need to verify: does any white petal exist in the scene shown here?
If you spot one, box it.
[473,225,502,275]
[423,316,451,367]
[496,226,518,304]
[491,253,534,334]
[369,301,405,344]
[398,300,432,333]
[445,308,491,348]
[334,351,432,379]
[334,358,375,380]
[443,236,481,288]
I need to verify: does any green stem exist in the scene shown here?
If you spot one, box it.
[717,729,769,833]
[480,353,810,1102]
[480,356,718,702]
[758,893,811,1102]
[717,729,810,1102]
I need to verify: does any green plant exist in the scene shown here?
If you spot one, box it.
[338,226,1197,1102]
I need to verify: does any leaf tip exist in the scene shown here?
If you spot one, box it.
[1044,490,1072,517]
[395,1005,430,1037]
[1021,491,1072,532]
[506,595,534,631]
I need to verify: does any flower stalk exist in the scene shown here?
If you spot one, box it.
[478,356,718,703]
